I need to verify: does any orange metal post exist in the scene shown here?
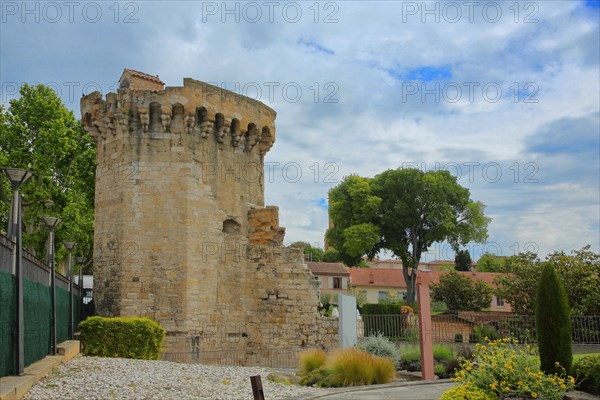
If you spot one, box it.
[417,272,435,381]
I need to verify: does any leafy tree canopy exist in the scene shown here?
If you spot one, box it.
[455,249,472,271]
[476,253,511,272]
[0,84,95,264]
[326,168,491,302]
[494,247,599,315]
[430,270,493,311]
[322,248,342,263]
[291,241,324,262]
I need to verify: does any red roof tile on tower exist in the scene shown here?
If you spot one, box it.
[122,68,165,85]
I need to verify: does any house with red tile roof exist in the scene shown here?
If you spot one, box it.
[349,268,512,312]
[348,267,409,304]
[306,262,350,300]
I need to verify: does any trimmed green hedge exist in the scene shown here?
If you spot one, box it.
[361,304,401,315]
[79,316,165,360]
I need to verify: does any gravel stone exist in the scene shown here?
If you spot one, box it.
[24,356,328,400]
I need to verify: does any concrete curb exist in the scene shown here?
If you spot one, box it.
[286,378,454,399]
[0,340,80,400]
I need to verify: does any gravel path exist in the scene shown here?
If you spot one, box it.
[24,356,327,400]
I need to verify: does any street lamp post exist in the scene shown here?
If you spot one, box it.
[76,256,87,324]
[42,216,61,355]
[1,168,33,376]
[64,242,77,340]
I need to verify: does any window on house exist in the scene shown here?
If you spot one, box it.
[397,291,407,300]
[333,277,342,289]
[496,297,505,307]
[378,291,389,301]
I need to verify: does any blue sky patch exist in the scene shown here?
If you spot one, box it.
[405,66,452,82]
[585,0,600,9]
[317,198,329,210]
[382,65,453,82]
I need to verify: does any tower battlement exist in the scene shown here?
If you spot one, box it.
[81,77,276,157]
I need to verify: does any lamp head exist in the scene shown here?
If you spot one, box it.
[42,217,61,230]
[64,241,77,252]
[76,257,87,264]
[1,168,34,191]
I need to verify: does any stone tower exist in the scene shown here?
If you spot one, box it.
[80,70,337,353]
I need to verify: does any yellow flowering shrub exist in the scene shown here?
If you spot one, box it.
[440,383,497,400]
[451,338,574,400]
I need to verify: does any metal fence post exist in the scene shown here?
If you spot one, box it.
[250,375,265,400]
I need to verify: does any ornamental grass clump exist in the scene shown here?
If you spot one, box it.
[298,348,327,375]
[451,338,575,400]
[326,348,395,387]
[297,348,395,387]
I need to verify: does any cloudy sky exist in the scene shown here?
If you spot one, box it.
[1,0,598,260]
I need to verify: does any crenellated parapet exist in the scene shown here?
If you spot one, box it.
[81,78,276,156]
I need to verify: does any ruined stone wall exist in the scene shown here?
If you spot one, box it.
[81,78,337,353]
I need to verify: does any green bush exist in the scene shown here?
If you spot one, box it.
[473,324,500,342]
[79,316,165,360]
[433,344,456,362]
[361,303,401,315]
[399,344,456,364]
[535,264,572,374]
[400,344,420,363]
[440,384,497,400]
[434,363,448,378]
[299,366,329,387]
[573,354,600,395]
[356,334,401,363]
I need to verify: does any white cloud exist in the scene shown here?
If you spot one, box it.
[2,0,598,258]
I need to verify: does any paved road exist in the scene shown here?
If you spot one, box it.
[288,381,456,400]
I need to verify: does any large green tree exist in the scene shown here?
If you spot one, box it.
[494,247,599,316]
[545,247,600,316]
[326,168,491,302]
[0,84,95,265]
[430,270,493,311]
[494,252,541,315]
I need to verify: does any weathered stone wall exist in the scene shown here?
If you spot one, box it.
[81,77,337,354]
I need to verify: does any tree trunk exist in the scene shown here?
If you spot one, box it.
[404,267,418,303]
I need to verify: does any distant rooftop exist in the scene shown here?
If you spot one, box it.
[307,262,349,276]
[349,267,407,287]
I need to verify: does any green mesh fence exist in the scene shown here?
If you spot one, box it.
[0,270,16,377]
[1,270,82,377]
